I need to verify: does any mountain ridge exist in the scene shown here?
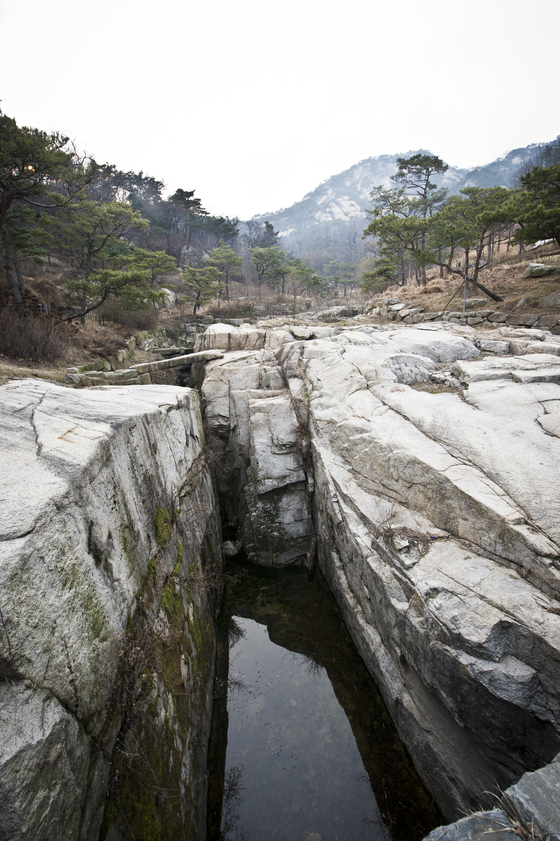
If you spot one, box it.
[250,138,558,265]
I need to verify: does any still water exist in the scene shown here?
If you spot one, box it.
[207,562,442,841]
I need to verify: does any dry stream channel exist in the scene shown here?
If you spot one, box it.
[206,561,443,841]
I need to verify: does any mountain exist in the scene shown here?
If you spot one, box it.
[251,139,556,268]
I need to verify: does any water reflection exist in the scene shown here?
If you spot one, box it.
[207,562,442,841]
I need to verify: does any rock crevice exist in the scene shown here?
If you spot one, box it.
[200,320,560,824]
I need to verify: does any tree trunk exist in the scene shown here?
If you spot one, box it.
[466,275,503,301]
[13,248,25,298]
[2,226,23,304]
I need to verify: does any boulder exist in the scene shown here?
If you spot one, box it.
[159,287,176,307]
[539,293,560,308]
[522,263,557,278]
[423,811,515,841]
[504,752,560,839]
[241,392,313,565]
[0,683,90,841]
[194,322,266,352]
[508,314,541,327]
[537,314,560,328]
[475,339,510,354]
[313,305,362,321]
[464,298,490,310]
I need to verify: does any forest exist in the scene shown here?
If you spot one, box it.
[0,111,332,319]
[1,109,559,361]
[361,144,560,295]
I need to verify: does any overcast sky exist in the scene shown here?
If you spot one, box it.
[1,0,559,220]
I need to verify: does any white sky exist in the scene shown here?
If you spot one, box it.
[1,0,559,220]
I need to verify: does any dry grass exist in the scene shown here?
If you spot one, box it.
[1,243,559,387]
[373,250,560,315]
[0,309,71,363]
[0,357,67,385]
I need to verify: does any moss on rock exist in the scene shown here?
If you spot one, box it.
[154,507,172,548]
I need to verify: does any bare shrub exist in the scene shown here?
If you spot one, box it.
[0,308,70,362]
[98,301,159,331]
[205,299,254,320]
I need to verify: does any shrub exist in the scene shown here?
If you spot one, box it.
[98,301,159,331]
[0,308,70,362]
[205,299,254,320]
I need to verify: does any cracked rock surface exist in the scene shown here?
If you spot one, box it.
[201,320,560,822]
[0,380,220,841]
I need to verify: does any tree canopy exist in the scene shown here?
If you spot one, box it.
[509,163,560,249]
[363,154,519,300]
[0,111,96,303]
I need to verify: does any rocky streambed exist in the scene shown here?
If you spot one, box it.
[1,317,560,839]
[198,319,560,831]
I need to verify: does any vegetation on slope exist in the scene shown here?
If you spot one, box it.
[1,110,559,378]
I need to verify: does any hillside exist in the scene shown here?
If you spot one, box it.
[252,139,557,267]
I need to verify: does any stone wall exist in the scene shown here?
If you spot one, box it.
[382,301,560,332]
[0,381,222,841]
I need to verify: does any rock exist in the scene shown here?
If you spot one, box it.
[538,413,560,437]
[313,305,362,321]
[194,322,266,352]
[508,314,541,327]
[202,342,314,566]
[539,293,560,308]
[451,352,560,384]
[463,298,489,310]
[537,314,560,328]
[522,263,557,278]
[385,326,479,364]
[475,339,510,354]
[498,326,548,341]
[430,752,560,841]
[222,540,240,557]
[128,349,224,374]
[515,341,560,356]
[503,752,560,840]
[289,325,334,341]
[159,287,176,307]
[0,682,90,841]
[423,810,515,841]
[0,379,221,840]
[198,320,560,824]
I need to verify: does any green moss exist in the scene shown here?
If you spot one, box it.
[160,581,184,626]
[57,560,111,643]
[99,522,218,841]
[154,507,171,548]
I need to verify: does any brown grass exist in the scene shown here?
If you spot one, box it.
[0,309,71,363]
